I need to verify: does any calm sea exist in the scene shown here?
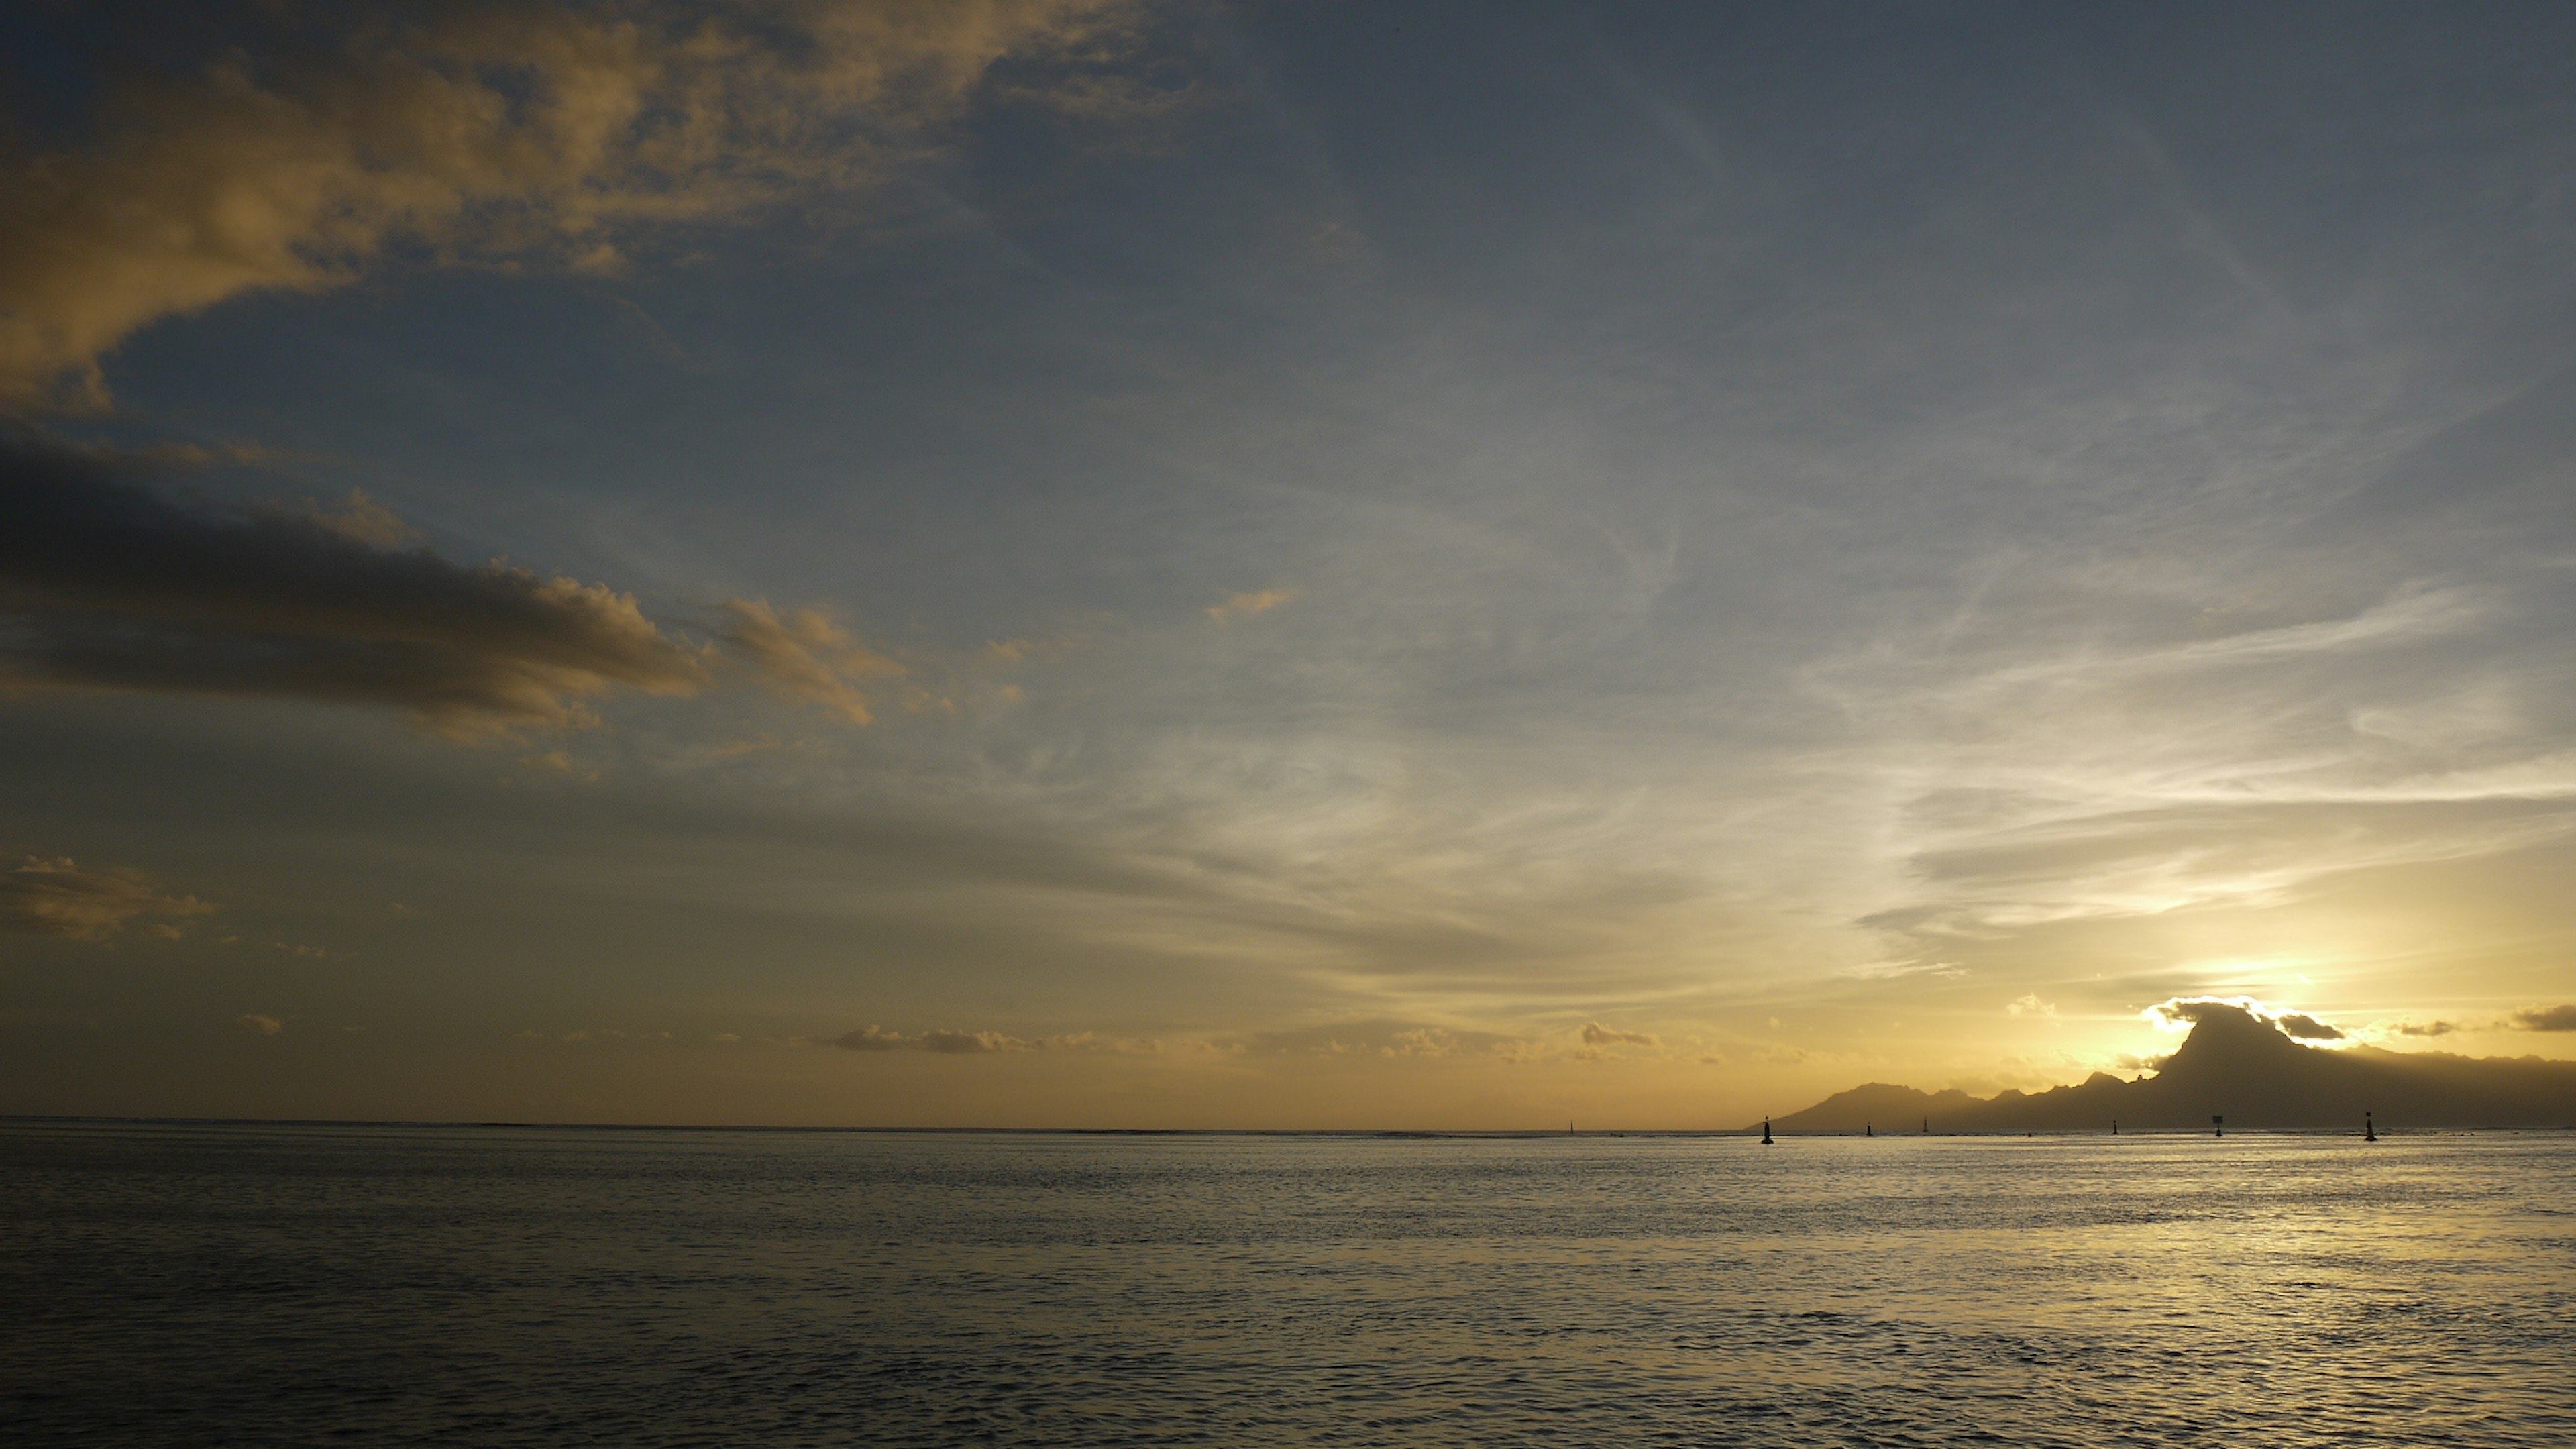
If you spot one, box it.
[4,1121,2571,1447]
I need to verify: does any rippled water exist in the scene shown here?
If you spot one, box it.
[5,1122,2572,1446]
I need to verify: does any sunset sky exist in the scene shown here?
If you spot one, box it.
[5,1,2575,1128]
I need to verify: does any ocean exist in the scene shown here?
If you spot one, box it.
[4,1120,2570,1446]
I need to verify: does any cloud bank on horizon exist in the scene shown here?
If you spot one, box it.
[3,2,2575,1127]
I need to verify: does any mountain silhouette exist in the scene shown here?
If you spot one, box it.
[1766,1002,2576,1132]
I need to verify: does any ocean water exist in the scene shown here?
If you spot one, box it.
[3,1122,2571,1447]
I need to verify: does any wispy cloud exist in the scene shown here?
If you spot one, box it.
[303,490,421,549]
[1208,588,1295,623]
[718,599,904,726]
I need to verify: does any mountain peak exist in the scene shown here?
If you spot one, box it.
[1765,1002,2576,1132]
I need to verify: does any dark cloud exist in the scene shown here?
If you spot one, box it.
[2149,998,2247,1028]
[2152,998,2340,1040]
[1578,1022,1660,1047]
[2512,1004,2576,1032]
[1,433,708,736]
[1,435,941,736]
[2396,1020,2460,1038]
[0,854,213,940]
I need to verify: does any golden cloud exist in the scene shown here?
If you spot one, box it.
[1,855,216,941]
[1207,588,1295,623]
[0,0,1120,409]
[718,598,906,725]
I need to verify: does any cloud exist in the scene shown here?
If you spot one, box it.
[830,1024,1040,1053]
[2147,996,2341,1040]
[706,734,800,758]
[1042,1031,1163,1055]
[1382,1027,1459,1057]
[1207,588,1295,623]
[2006,993,2055,1018]
[833,1025,908,1051]
[918,1028,1041,1054]
[1841,959,1966,981]
[305,490,420,548]
[2512,1004,2576,1032]
[519,749,596,779]
[2149,996,2268,1029]
[1578,1022,1659,1048]
[0,855,215,940]
[0,0,1120,409]
[717,598,904,724]
[234,1013,282,1036]
[1,433,708,736]
[1217,1022,1536,1060]
[2394,1020,2460,1038]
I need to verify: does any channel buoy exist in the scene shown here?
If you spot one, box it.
[1761,1118,1774,1145]
[2365,1110,2377,1143]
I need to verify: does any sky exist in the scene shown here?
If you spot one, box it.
[5,0,2575,1128]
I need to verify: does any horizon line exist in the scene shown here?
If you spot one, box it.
[5,1114,2564,1136]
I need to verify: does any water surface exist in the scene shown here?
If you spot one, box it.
[5,1122,2570,1446]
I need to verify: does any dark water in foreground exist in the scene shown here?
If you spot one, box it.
[4,1122,2572,1447]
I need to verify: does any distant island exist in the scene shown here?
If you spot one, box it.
[1764,1001,2576,1132]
